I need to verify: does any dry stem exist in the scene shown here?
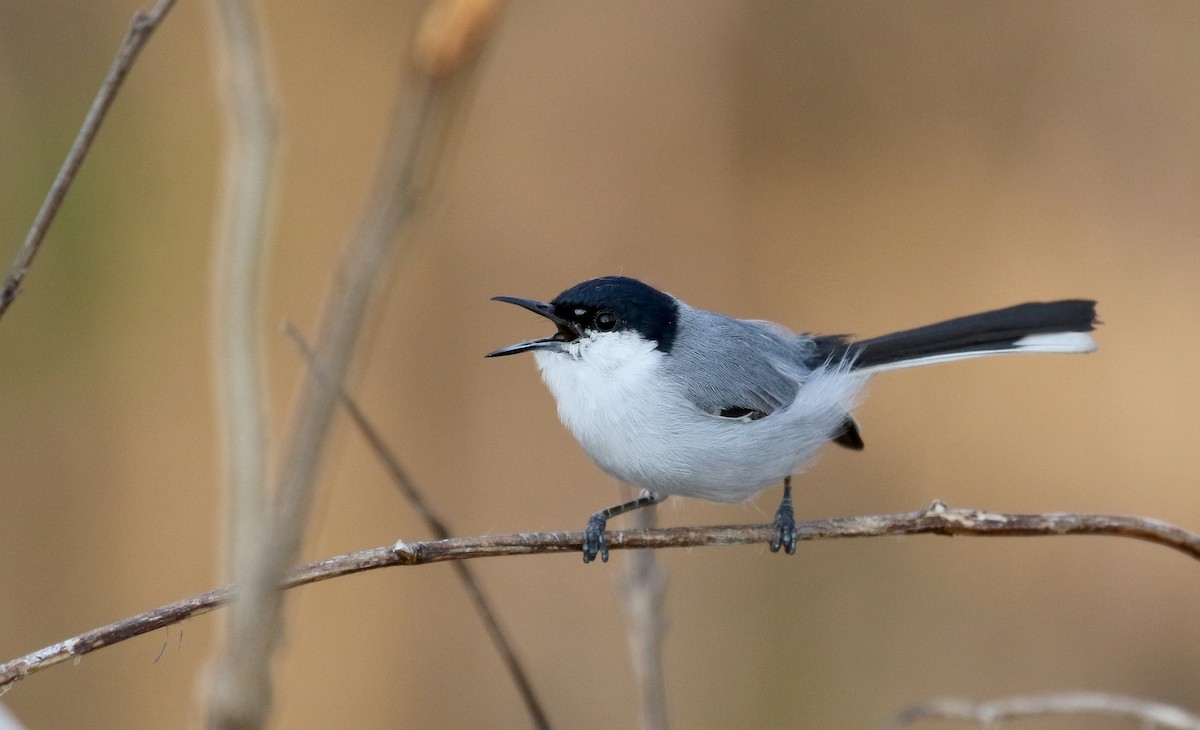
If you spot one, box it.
[208,0,278,570]
[619,501,669,730]
[203,0,279,726]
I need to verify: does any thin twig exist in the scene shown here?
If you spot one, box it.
[282,323,451,536]
[204,3,505,727]
[3,504,1198,691]
[0,0,178,321]
[619,500,669,730]
[203,0,279,726]
[283,323,551,730]
[888,692,1200,729]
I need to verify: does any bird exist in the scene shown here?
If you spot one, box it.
[486,276,1098,563]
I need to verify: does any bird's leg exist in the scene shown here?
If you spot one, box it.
[770,476,799,554]
[583,491,664,563]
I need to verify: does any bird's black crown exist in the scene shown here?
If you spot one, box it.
[551,276,680,352]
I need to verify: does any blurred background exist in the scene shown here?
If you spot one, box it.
[1,1,1198,728]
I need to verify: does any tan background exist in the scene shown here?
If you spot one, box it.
[1,1,1198,728]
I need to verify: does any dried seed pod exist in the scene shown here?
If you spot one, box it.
[413,0,504,80]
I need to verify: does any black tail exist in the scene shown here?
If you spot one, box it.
[839,300,1098,373]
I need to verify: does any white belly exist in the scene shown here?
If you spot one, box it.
[534,336,864,502]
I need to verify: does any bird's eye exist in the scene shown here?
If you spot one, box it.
[594,310,618,332]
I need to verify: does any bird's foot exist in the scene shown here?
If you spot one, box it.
[771,497,798,554]
[583,513,609,563]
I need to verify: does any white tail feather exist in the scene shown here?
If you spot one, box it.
[854,332,1097,375]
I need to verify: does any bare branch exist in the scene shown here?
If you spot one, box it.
[0,0,178,321]
[204,3,506,726]
[283,323,551,730]
[888,692,1200,729]
[3,504,1198,691]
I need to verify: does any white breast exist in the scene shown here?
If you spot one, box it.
[534,332,865,502]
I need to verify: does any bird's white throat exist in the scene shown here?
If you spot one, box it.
[533,330,662,404]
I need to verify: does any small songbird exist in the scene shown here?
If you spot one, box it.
[487,276,1098,563]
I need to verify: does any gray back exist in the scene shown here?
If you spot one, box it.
[663,304,822,416]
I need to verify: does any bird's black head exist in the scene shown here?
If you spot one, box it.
[552,276,680,350]
[486,276,680,358]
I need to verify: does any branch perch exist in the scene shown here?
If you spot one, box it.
[2,504,1198,690]
[888,692,1200,729]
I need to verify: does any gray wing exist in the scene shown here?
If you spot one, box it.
[665,307,864,449]
[664,307,817,418]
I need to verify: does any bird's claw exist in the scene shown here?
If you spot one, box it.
[771,499,798,554]
[583,514,609,563]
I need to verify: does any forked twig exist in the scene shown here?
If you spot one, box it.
[204,3,506,726]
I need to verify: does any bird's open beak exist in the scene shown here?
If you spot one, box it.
[485,296,582,357]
